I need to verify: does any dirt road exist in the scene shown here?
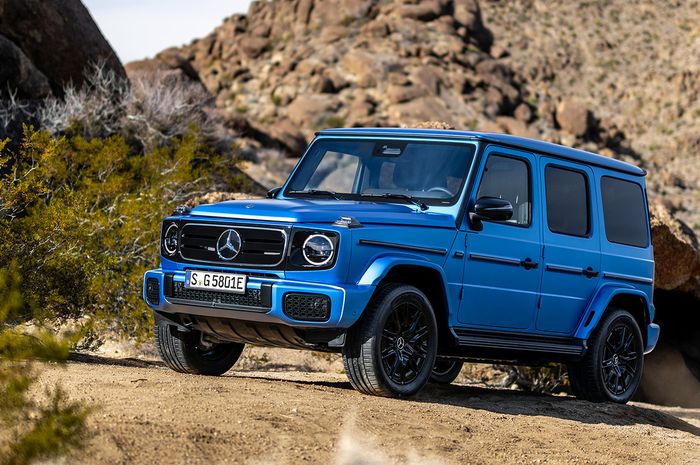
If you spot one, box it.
[37,351,700,465]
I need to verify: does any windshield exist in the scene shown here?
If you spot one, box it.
[284,139,477,206]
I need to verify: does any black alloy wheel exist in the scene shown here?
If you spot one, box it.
[567,309,644,403]
[380,298,432,385]
[342,284,438,397]
[601,323,641,396]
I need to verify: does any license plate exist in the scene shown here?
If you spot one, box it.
[185,271,247,294]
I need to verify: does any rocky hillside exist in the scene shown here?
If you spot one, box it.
[137,0,699,233]
[481,0,700,242]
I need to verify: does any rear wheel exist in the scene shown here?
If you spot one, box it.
[430,359,464,384]
[155,320,244,376]
[568,309,644,403]
[342,284,438,397]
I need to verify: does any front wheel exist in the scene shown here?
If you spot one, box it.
[155,320,244,376]
[342,284,438,397]
[568,309,644,403]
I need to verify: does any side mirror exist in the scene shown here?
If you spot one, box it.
[266,187,282,199]
[469,196,513,230]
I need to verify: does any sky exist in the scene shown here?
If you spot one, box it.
[83,0,253,63]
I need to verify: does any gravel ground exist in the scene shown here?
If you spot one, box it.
[34,349,700,465]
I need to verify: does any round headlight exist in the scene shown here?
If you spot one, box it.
[302,234,334,266]
[163,223,179,255]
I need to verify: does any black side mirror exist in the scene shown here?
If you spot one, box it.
[266,187,282,199]
[469,196,513,230]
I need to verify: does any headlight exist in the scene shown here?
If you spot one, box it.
[162,223,179,256]
[302,234,334,266]
[287,230,339,270]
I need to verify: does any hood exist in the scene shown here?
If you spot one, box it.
[189,199,457,228]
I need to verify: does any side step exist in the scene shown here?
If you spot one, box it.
[452,328,586,356]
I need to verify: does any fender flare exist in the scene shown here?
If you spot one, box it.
[574,283,654,341]
[357,254,455,317]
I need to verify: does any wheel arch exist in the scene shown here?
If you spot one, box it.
[359,258,454,351]
[575,284,653,344]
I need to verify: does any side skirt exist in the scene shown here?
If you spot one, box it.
[446,327,587,362]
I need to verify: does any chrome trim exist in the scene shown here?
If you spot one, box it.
[302,234,335,266]
[545,263,584,275]
[602,272,653,285]
[469,252,521,266]
[178,222,288,268]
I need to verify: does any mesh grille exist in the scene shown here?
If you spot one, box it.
[146,278,160,305]
[170,281,266,308]
[283,293,331,322]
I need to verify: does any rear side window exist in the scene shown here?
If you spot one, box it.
[601,176,649,248]
[545,166,590,237]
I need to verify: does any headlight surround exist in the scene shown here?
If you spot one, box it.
[287,229,339,270]
[162,222,179,256]
[302,234,334,266]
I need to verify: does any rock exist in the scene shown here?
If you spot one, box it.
[556,98,591,137]
[397,1,446,22]
[0,34,51,98]
[514,103,533,123]
[285,95,339,126]
[388,96,454,125]
[387,84,426,104]
[125,48,204,87]
[650,204,700,295]
[454,0,493,51]
[0,0,125,97]
[495,116,539,138]
[185,191,263,208]
[239,36,269,58]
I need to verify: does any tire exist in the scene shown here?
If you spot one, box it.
[567,309,644,403]
[155,320,244,376]
[342,284,438,397]
[430,359,464,384]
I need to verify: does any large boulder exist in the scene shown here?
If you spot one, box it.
[650,204,700,296]
[0,0,125,97]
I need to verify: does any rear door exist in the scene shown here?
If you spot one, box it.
[537,158,601,334]
[458,145,542,330]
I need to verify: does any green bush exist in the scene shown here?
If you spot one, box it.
[0,265,89,465]
[0,126,251,339]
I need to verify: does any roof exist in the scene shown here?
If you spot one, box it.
[316,128,646,177]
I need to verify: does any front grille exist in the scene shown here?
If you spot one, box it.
[146,278,160,305]
[179,223,287,268]
[169,281,270,309]
[283,293,331,322]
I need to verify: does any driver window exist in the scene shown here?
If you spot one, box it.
[476,154,531,226]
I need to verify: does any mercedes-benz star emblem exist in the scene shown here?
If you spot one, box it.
[216,229,242,261]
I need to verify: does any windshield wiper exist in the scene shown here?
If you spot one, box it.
[289,189,343,200]
[362,193,428,211]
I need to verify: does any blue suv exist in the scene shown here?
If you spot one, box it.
[144,128,660,403]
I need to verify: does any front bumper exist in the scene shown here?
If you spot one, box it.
[143,268,374,329]
[644,323,661,354]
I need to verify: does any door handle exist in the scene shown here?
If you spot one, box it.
[582,267,599,278]
[520,258,539,270]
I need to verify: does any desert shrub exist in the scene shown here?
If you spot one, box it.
[0,265,89,465]
[0,62,231,152]
[495,363,568,394]
[0,126,251,338]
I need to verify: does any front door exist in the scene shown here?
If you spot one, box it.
[537,158,601,334]
[458,146,542,330]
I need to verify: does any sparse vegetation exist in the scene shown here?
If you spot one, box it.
[0,265,89,465]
